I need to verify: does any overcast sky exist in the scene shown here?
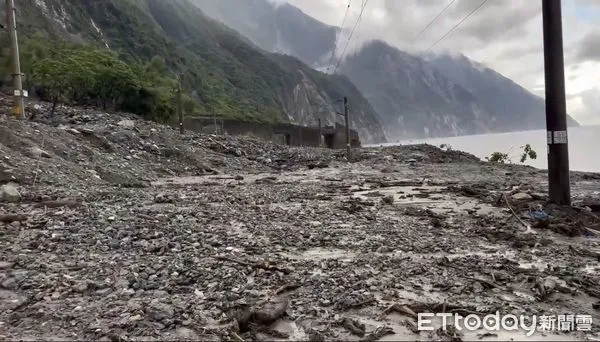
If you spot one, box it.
[279,0,600,125]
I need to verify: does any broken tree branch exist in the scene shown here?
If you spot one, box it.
[360,326,395,342]
[380,304,418,320]
[501,193,529,229]
[341,317,366,337]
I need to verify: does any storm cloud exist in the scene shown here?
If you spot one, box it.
[576,28,600,63]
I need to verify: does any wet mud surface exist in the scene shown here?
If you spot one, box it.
[2,98,600,341]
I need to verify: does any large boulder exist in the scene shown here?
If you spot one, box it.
[0,183,21,202]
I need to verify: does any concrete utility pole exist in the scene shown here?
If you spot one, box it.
[542,0,571,206]
[343,97,351,160]
[176,75,184,135]
[318,118,322,147]
[212,110,217,135]
[5,0,25,119]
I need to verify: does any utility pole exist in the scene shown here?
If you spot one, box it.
[176,75,184,135]
[344,97,351,161]
[5,0,25,119]
[213,109,217,135]
[318,118,322,147]
[542,0,571,206]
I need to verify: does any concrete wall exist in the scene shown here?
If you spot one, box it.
[182,117,361,148]
[323,123,361,149]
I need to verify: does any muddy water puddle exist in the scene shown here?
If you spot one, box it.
[583,264,600,274]
[0,289,27,311]
[281,247,356,262]
[394,249,518,260]
[151,169,350,187]
[352,185,501,217]
[152,173,305,186]
[280,246,589,274]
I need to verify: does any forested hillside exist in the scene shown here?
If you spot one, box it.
[0,0,387,142]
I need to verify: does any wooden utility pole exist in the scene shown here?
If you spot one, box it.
[176,75,184,135]
[542,0,571,205]
[5,0,25,119]
[343,97,351,160]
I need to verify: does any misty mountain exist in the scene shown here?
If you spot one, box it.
[340,41,495,140]
[4,0,386,143]
[425,53,579,131]
[191,0,580,140]
[342,43,580,140]
[189,0,336,68]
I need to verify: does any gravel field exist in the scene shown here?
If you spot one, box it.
[2,98,600,341]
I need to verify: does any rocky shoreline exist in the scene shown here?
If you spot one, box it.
[1,98,600,341]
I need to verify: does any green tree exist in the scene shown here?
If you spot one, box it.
[487,144,538,164]
[520,144,538,163]
[15,36,197,122]
[486,152,510,164]
[19,33,53,89]
[31,58,70,115]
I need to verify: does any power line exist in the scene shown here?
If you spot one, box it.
[411,0,457,44]
[333,0,370,74]
[326,0,352,73]
[351,0,366,45]
[355,0,367,42]
[419,0,490,57]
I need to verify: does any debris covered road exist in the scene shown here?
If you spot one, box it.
[2,99,600,341]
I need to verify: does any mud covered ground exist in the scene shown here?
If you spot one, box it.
[2,98,600,341]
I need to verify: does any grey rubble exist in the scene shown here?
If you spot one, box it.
[1,97,600,341]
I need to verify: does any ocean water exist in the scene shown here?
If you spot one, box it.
[371,125,600,173]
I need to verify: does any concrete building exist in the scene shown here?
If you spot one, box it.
[183,117,361,148]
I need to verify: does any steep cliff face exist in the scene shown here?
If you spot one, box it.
[270,55,386,143]
[426,53,579,130]
[340,41,495,141]
[343,45,580,140]
[5,0,386,143]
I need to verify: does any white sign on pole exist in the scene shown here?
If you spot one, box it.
[13,89,28,97]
